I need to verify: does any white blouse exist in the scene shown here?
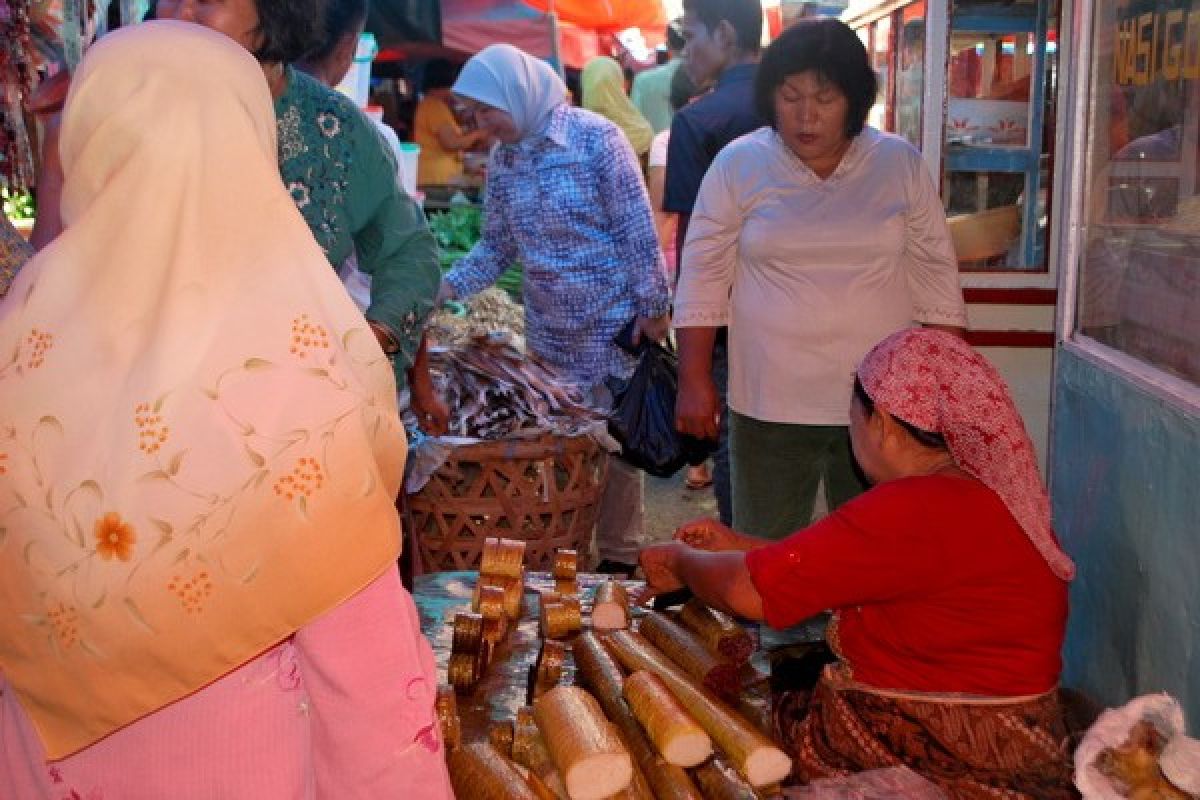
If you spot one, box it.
[674,127,967,425]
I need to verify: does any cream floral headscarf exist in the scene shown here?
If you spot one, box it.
[0,22,407,758]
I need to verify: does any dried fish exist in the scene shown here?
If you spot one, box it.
[419,334,606,440]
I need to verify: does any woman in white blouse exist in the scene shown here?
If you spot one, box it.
[673,18,967,540]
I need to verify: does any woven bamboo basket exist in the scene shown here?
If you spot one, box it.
[408,434,608,572]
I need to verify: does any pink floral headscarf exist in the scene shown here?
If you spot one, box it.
[857,329,1075,581]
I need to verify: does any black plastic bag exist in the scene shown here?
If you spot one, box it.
[607,320,716,478]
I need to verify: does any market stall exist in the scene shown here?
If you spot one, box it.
[413,546,832,800]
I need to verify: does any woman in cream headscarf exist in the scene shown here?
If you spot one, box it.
[442,44,671,575]
[582,55,655,158]
[0,22,451,798]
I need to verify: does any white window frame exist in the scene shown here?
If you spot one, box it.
[1052,0,1200,411]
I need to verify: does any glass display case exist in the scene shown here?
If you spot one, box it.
[943,0,1059,271]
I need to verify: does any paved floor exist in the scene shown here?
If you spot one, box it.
[642,468,720,546]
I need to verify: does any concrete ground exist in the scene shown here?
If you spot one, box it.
[642,468,720,545]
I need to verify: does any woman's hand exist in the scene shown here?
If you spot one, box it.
[631,313,671,346]
[674,517,741,551]
[675,371,721,440]
[636,542,686,604]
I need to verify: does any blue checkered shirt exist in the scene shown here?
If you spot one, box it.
[446,105,670,385]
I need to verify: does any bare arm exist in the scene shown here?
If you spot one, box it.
[675,326,720,440]
[639,542,764,621]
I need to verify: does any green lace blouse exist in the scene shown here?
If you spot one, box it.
[275,67,438,387]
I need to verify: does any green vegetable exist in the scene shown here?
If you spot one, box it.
[2,187,35,222]
[428,204,523,299]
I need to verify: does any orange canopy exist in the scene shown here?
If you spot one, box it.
[522,0,667,31]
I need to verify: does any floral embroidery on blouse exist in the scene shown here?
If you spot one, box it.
[167,570,214,614]
[275,71,356,263]
[134,402,170,455]
[2,314,389,648]
[93,512,137,562]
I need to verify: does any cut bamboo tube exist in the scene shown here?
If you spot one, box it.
[453,611,485,654]
[532,686,633,800]
[513,707,569,799]
[540,601,573,640]
[679,599,754,664]
[555,577,578,596]
[603,630,791,788]
[489,720,515,758]
[592,579,631,630]
[448,742,540,800]
[572,633,703,800]
[535,638,567,687]
[691,757,761,800]
[481,613,507,645]
[476,583,508,620]
[448,651,480,694]
[435,685,461,751]
[552,549,577,581]
[475,574,524,620]
[624,670,712,767]
[639,612,740,698]
[481,536,526,578]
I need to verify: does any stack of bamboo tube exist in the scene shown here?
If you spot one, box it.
[450,537,528,693]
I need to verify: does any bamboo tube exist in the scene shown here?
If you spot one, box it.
[481,536,526,579]
[540,592,580,630]
[603,630,791,788]
[448,651,480,694]
[572,633,703,800]
[639,612,740,698]
[552,549,577,581]
[592,579,631,630]
[519,765,561,800]
[475,574,524,620]
[476,583,508,620]
[513,707,569,799]
[555,578,578,596]
[532,686,633,800]
[436,685,461,751]
[448,743,540,800]
[679,599,754,665]
[535,638,567,688]
[624,670,712,768]
[691,757,761,800]
[540,601,573,640]
[490,720,515,758]
[453,611,485,654]
[481,613,507,645]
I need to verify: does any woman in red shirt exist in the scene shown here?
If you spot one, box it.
[640,329,1076,798]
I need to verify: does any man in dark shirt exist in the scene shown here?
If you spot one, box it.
[664,0,764,525]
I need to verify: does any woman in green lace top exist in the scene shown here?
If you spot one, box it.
[154,0,442,404]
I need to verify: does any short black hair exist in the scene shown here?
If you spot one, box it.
[682,0,762,53]
[253,0,327,64]
[423,58,459,92]
[305,0,369,64]
[754,18,877,138]
[852,376,948,450]
[666,18,685,52]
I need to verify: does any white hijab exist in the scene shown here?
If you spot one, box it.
[453,43,567,140]
[0,21,405,757]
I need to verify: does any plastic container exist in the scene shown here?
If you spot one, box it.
[398,142,420,198]
[335,32,378,108]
